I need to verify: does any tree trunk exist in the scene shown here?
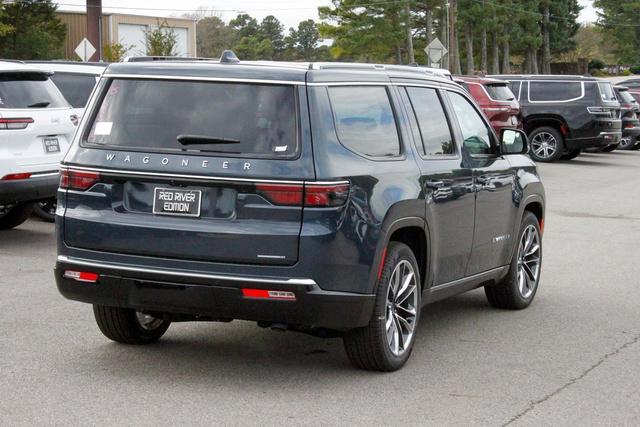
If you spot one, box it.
[491,31,500,74]
[449,0,460,73]
[501,29,510,73]
[396,43,403,64]
[480,0,487,73]
[542,3,551,74]
[426,7,434,44]
[465,25,474,74]
[532,47,539,74]
[441,5,448,69]
[405,2,415,63]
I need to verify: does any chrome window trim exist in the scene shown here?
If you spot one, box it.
[102,73,306,86]
[57,255,318,286]
[527,81,586,103]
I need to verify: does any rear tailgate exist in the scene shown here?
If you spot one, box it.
[63,75,315,266]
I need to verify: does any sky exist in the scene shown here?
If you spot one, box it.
[56,0,599,30]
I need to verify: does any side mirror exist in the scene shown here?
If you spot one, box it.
[500,128,528,155]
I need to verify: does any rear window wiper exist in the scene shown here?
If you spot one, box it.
[177,134,240,145]
[27,101,50,108]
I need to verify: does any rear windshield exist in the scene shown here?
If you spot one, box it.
[597,82,617,102]
[617,89,635,103]
[85,79,298,158]
[50,72,98,108]
[0,72,69,109]
[485,83,516,101]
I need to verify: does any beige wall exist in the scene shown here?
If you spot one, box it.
[57,12,196,60]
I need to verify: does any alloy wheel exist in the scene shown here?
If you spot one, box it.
[135,312,164,331]
[531,132,558,159]
[385,260,419,356]
[516,225,541,299]
[619,136,632,149]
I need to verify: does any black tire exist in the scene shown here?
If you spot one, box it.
[632,143,640,151]
[560,149,581,160]
[528,126,565,162]
[343,242,421,371]
[0,203,33,230]
[32,198,56,222]
[93,305,170,344]
[618,136,636,151]
[600,144,617,152]
[485,212,542,310]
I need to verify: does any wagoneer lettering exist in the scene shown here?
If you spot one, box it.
[55,52,546,372]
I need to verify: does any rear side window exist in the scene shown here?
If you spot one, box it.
[597,82,617,102]
[328,86,400,158]
[50,72,98,108]
[0,72,69,109]
[485,83,516,101]
[86,79,298,158]
[529,81,583,102]
[405,87,455,156]
[508,81,521,100]
[617,90,635,103]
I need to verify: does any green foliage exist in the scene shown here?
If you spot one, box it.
[630,65,640,75]
[144,19,178,56]
[103,41,134,62]
[594,0,640,65]
[0,0,66,59]
[196,15,236,58]
[588,58,605,71]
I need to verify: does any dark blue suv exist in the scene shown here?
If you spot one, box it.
[55,54,545,371]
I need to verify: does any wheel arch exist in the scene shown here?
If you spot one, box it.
[524,115,569,138]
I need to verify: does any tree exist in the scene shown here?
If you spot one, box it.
[144,20,178,56]
[259,15,285,59]
[594,0,639,66]
[288,19,321,61]
[103,41,134,62]
[196,15,235,58]
[0,0,66,60]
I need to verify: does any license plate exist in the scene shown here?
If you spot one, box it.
[43,137,60,154]
[152,187,202,217]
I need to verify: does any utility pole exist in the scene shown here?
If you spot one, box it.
[86,0,102,61]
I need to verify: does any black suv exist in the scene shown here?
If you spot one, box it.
[55,55,546,371]
[491,75,622,162]
[614,85,640,150]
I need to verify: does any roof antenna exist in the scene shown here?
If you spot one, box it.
[220,50,240,64]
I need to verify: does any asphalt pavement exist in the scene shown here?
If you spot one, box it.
[1,150,639,426]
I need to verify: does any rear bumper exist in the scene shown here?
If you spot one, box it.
[566,131,622,150]
[55,256,376,331]
[0,172,58,204]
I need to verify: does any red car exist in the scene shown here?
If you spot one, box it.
[455,75,521,135]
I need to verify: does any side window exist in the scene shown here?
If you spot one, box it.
[508,81,521,100]
[328,86,400,158]
[405,87,455,156]
[447,91,494,155]
[529,81,583,102]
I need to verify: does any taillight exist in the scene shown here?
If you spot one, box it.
[255,182,350,207]
[59,169,100,191]
[2,173,32,181]
[305,183,350,207]
[587,107,616,118]
[63,270,99,283]
[0,117,34,130]
[241,288,296,301]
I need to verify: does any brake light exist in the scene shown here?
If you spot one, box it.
[0,117,34,130]
[59,169,100,191]
[587,106,616,118]
[2,173,31,181]
[256,182,351,207]
[63,270,99,283]
[255,184,303,206]
[241,288,296,301]
[305,183,350,207]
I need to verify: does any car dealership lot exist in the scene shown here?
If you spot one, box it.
[1,151,639,425]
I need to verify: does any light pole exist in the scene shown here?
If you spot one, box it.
[86,0,102,61]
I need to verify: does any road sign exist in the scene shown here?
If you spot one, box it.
[424,38,448,67]
[74,38,96,62]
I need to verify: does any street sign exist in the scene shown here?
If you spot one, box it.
[74,38,96,62]
[424,38,448,67]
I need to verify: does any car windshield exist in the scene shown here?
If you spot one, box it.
[85,78,298,158]
[50,72,98,108]
[0,72,69,109]
[485,83,516,101]
[597,82,617,102]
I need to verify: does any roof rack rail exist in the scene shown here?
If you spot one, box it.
[122,56,216,63]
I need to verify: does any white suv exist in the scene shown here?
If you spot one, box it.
[0,61,76,229]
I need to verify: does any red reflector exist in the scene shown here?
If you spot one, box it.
[241,288,296,300]
[60,169,100,191]
[255,184,303,206]
[377,246,388,280]
[64,270,99,283]
[2,173,31,181]
[304,183,350,207]
[0,117,34,130]
[539,218,545,235]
